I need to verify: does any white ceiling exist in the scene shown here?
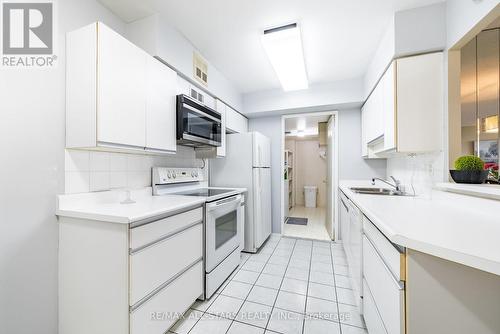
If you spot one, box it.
[99,0,445,94]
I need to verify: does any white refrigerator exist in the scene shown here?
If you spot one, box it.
[210,132,272,253]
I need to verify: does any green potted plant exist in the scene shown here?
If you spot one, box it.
[449,155,488,184]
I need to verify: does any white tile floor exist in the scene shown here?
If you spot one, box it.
[169,234,367,334]
[283,206,330,241]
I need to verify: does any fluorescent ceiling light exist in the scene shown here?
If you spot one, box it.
[261,23,308,91]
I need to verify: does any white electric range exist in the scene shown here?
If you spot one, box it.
[152,167,245,299]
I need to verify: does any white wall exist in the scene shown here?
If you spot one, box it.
[286,139,327,207]
[126,14,243,111]
[243,77,364,116]
[0,1,126,333]
[364,3,447,98]
[338,109,387,180]
[446,0,500,49]
[249,109,387,234]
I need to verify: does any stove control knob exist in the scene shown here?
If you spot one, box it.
[172,173,176,179]
[167,172,171,179]
[195,171,199,177]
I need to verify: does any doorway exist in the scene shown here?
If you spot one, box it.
[280,111,338,241]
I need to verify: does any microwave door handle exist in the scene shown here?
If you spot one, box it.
[183,103,221,123]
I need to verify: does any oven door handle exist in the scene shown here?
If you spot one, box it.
[207,195,242,211]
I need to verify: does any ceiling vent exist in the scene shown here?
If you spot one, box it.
[193,52,208,86]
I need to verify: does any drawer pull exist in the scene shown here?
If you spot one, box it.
[130,204,203,228]
[130,257,203,312]
[130,220,202,254]
[364,235,404,289]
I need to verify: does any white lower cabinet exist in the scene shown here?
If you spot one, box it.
[363,232,405,334]
[130,261,203,334]
[363,279,388,334]
[59,206,204,334]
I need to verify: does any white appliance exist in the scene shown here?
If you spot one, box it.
[210,132,272,253]
[152,167,243,299]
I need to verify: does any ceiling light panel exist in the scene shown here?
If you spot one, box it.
[261,23,308,91]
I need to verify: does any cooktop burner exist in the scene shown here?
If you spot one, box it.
[174,188,234,197]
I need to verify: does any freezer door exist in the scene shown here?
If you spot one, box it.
[253,168,272,249]
[252,132,271,168]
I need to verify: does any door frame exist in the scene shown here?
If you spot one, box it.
[280,111,339,240]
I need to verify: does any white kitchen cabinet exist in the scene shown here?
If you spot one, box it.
[215,99,227,157]
[98,23,147,148]
[339,191,362,309]
[146,57,177,153]
[361,52,443,158]
[66,22,177,154]
[363,234,405,334]
[59,205,204,334]
[226,106,248,133]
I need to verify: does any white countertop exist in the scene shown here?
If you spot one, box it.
[340,180,500,276]
[435,182,500,201]
[56,188,207,224]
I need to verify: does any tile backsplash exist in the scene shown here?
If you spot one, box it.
[386,152,446,197]
[65,146,206,194]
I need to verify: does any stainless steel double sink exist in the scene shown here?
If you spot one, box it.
[349,187,407,196]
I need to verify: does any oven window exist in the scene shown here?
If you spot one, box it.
[215,210,237,249]
[183,109,221,142]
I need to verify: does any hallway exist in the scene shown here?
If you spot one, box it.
[283,206,330,241]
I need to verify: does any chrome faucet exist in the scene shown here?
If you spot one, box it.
[372,176,403,192]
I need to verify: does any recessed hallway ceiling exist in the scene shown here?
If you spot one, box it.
[98,0,445,94]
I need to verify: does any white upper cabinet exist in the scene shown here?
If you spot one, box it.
[215,99,226,157]
[396,53,443,153]
[361,52,443,158]
[97,23,147,148]
[66,22,178,154]
[381,63,396,152]
[146,57,177,153]
[226,107,248,134]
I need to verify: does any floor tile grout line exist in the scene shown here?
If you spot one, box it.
[329,240,342,334]
[264,237,299,332]
[301,238,314,334]
[183,251,253,334]
[224,236,282,332]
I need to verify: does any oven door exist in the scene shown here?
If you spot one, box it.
[177,95,221,147]
[205,195,242,272]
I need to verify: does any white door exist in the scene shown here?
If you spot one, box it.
[326,117,335,240]
[97,23,147,148]
[253,133,271,167]
[253,168,272,249]
[145,57,177,152]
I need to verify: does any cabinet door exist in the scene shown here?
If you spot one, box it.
[216,100,226,157]
[361,106,368,157]
[382,62,396,151]
[176,75,190,95]
[226,106,248,133]
[396,53,443,153]
[145,57,177,153]
[97,23,147,148]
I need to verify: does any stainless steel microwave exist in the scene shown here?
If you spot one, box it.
[176,94,222,147]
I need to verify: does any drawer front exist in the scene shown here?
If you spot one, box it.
[130,223,203,305]
[363,235,404,334]
[130,207,203,250]
[363,216,405,281]
[363,279,388,334]
[131,261,203,334]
